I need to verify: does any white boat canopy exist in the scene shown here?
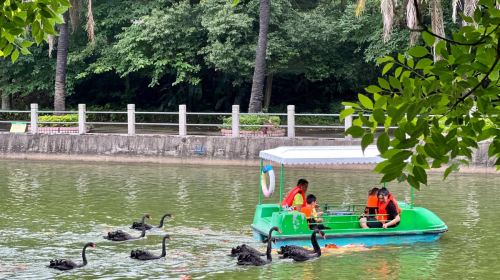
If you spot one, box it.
[259,145,383,165]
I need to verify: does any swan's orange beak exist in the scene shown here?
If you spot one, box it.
[91,244,96,248]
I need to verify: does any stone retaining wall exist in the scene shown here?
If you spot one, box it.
[0,133,495,167]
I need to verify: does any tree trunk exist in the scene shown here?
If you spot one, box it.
[54,11,70,113]
[263,73,273,112]
[430,0,445,61]
[248,0,270,113]
[1,93,11,110]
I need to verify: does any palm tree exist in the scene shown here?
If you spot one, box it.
[356,0,473,61]
[53,0,95,112]
[54,11,69,112]
[248,0,270,113]
[1,93,11,110]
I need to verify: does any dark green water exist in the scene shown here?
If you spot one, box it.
[0,160,498,279]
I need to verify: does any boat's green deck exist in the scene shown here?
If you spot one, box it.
[252,203,448,238]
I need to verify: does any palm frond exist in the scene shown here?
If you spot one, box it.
[48,35,55,58]
[69,0,80,33]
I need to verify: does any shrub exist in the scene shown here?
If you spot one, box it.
[221,115,281,131]
[38,114,78,127]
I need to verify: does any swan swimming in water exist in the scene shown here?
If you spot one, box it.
[131,213,172,230]
[130,214,151,230]
[131,234,170,260]
[279,229,324,261]
[236,227,280,266]
[104,225,147,241]
[48,242,96,270]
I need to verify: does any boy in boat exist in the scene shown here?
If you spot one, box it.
[302,194,330,230]
[282,179,308,211]
[359,188,401,229]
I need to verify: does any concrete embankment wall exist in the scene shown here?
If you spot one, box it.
[0,133,495,168]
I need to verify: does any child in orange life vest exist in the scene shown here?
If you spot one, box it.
[363,187,380,218]
[302,194,330,230]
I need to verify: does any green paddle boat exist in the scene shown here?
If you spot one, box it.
[252,146,448,247]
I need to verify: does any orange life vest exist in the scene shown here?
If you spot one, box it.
[376,193,401,222]
[366,194,378,208]
[301,205,313,218]
[282,186,306,209]
[365,194,379,215]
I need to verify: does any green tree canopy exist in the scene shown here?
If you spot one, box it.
[1,0,70,62]
[342,0,500,188]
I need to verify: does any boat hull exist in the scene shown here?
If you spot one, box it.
[252,203,447,247]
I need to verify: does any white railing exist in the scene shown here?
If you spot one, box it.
[0,103,353,138]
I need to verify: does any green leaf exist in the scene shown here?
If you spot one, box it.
[422,31,436,46]
[374,96,387,109]
[391,150,413,163]
[358,94,373,109]
[21,40,34,48]
[373,108,385,124]
[377,132,390,154]
[409,46,429,58]
[346,126,365,138]
[413,165,427,185]
[3,44,14,57]
[382,63,394,75]
[341,102,361,109]
[415,58,433,70]
[389,76,401,90]
[424,144,442,159]
[407,175,421,190]
[381,172,402,183]
[394,67,403,78]
[381,161,407,174]
[361,133,374,152]
[340,107,355,121]
[397,53,405,64]
[10,49,19,62]
[365,85,382,94]
[378,78,390,90]
[376,56,394,65]
[443,163,460,179]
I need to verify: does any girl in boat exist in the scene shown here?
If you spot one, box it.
[359,187,401,229]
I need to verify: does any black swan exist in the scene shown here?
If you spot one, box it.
[130,234,170,260]
[104,226,147,241]
[130,214,151,230]
[280,229,324,262]
[48,242,96,270]
[131,213,172,230]
[230,244,265,257]
[236,226,280,266]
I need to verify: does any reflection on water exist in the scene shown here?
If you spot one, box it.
[0,160,498,279]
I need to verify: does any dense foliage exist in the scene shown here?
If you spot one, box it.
[342,0,500,186]
[1,0,418,113]
[0,0,69,61]
[221,114,280,131]
[38,113,77,127]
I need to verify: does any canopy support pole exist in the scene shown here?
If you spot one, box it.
[410,186,415,208]
[279,164,284,206]
[259,159,263,204]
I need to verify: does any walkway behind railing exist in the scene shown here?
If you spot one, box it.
[0,103,365,138]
